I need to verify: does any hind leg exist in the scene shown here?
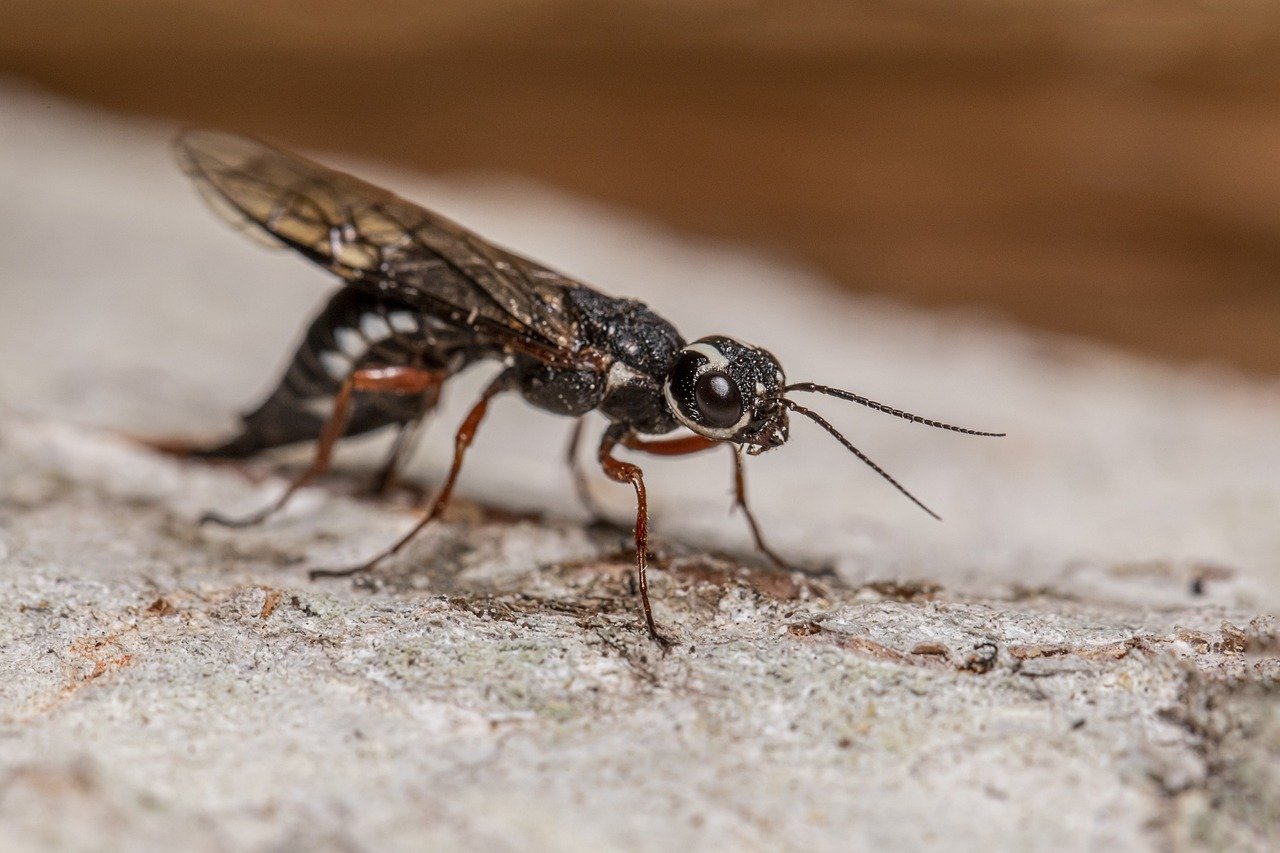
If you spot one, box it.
[365,418,423,497]
[312,368,514,578]
[365,378,442,497]
[202,366,446,528]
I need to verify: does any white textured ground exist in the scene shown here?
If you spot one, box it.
[1,84,1277,852]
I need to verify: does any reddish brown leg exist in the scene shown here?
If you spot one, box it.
[621,433,788,568]
[730,446,788,569]
[311,369,513,579]
[598,426,666,642]
[201,366,445,528]
[366,378,442,496]
[621,433,719,456]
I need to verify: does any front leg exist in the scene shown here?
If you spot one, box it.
[620,433,788,569]
[565,417,610,521]
[365,374,443,497]
[598,425,665,643]
[729,446,788,569]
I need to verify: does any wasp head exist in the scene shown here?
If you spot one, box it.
[662,336,1007,520]
[662,336,789,454]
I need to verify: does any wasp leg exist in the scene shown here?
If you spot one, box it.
[729,446,788,569]
[566,417,612,521]
[201,366,445,528]
[621,433,718,456]
[366,418,419,496]
[600,426,675,644]
[366,379,441,497]
[311,369,514,579]
[618,434,788,569]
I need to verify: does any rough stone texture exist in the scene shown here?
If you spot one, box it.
[1,85,1277,852]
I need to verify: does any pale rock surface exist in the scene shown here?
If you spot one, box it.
[0,84,1277,852]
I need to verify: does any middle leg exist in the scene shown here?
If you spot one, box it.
[365,376,443,497]
[565,417,609,520]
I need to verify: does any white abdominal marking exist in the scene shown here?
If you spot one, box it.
[304,396,336,418]
[424,315,454,334]
[388,311,418,334]
[359,312,394,342]
[319,350,350,381]
[334,327,365,359]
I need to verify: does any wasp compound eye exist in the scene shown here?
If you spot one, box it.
[664,338,766,440]
[694,371,742,428]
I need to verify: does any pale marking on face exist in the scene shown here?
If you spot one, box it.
[684,341,730,369]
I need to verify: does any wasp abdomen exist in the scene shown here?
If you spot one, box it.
[197,288,471,457]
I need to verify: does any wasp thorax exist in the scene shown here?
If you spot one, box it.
[663,336,789,450]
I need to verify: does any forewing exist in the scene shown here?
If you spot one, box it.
[175,130,581,356]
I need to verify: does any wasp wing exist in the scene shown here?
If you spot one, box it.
[175,130,584,361]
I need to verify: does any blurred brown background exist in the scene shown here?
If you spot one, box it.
[4,0,1280,374]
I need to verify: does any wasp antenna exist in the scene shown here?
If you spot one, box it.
[785,383,1004,437]
[784,399,941,521]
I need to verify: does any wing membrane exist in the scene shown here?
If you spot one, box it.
[176,130,581,357]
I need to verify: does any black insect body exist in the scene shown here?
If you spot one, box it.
[174,131,1002,642]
